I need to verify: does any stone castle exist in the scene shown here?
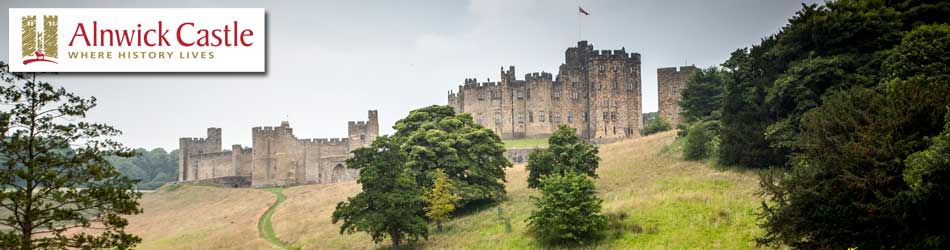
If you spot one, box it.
[447,41,643,143]
[657,66,697,127]
[177,110,379,188]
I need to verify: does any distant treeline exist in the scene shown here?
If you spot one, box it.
[110,148,178,190]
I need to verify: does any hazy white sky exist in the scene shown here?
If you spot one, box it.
[0,0,819,150]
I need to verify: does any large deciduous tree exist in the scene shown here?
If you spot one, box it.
[332,136,427,249]
[0,64,142,250]
[392,105,511,208]
[526,125,599,189]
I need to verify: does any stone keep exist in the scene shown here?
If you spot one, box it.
[178,110,379,188]
[447,41,643,143]
[657,66,698,127]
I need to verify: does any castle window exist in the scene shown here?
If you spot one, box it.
[603,100,609,108]
[571,90,578,100]
[555,113,561,123]
[598,64,605,72]
[478,92,485,100]
[529,112,534,122]
[611,112,618,121]
[553,88,561,99]
[583,112,589,121]
[517,90,524,99]
[539,111,546,122]
[672,85,678,96]
[567,112,574,123]
[495,113,502,124]
[627,81,635,91]
[612,81,618,90]
[518,113,525,123]
[613,126,617,134]
[603,112,609,120]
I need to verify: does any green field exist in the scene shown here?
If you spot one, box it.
[111,131,764,249]
[502,138,549,149]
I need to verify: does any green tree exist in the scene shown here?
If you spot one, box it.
[422,169,458,232]
[759,22,950,249]
[392,105,511,208]
[683,121,716,161]
[640,117,671,136]
[527,172,607,245]
[526,125,599,189]
[332,136,427,249]
[0,67,142,250]
[679,67,725,123]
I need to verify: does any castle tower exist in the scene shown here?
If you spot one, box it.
[657,66,698,127]
[251,122,300,187]
[178,128,222,182]
[348,110,379,150]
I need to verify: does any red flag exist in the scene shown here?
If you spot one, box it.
[579,6,590,15]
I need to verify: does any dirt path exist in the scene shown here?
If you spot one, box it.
[258,188,292,249]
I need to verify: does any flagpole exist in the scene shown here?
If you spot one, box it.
[577,3,581,41]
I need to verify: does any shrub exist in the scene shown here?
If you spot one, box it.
[641,117,672,136]
[683,121,716,160]
[527,172,607,245]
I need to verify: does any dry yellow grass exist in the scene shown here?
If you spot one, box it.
[123,185,278,250]
[123,131,763,249]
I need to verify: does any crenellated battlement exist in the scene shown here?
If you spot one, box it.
[525,72,554,82]
[299,137,350,146]
[180,137,208,142]
[591,49,640,61]
[658,65,698,74]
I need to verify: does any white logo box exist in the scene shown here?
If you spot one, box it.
[9,8,266,72]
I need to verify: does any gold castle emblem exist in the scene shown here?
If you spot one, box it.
[21,15,58,64]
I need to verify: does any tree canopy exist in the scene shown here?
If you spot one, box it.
[332,136,427,249]
[526,125,600,189]
[527,171,607,245]
[392,105,511,207]
[0,66,142,250]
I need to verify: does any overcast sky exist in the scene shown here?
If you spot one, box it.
[0,0,820,150]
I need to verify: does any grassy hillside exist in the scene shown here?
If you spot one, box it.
[122,131,763,249]
[120,184,278,250]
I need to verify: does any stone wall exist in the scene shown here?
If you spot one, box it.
[657,66,697,127]
[178,110,378,188]
[180,176,252,188]
[448,41,642,143]
[505,148,541,164]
